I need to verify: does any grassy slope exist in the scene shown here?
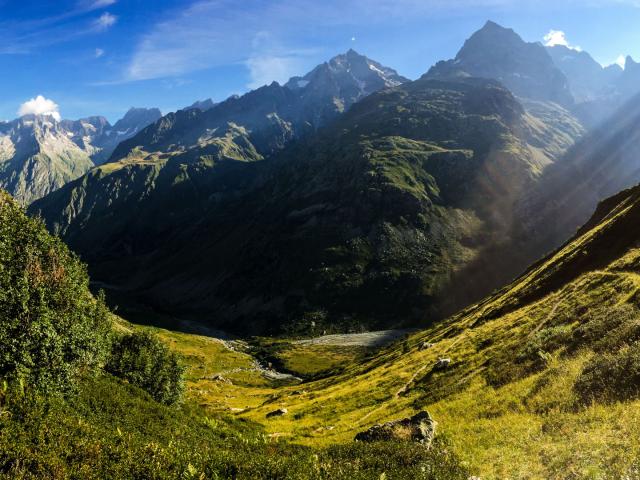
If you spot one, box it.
[147,185,640,479]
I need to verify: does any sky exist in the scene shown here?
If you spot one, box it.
[1,0,640,122]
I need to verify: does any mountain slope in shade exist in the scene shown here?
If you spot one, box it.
[110,50,408,163]
[546,45,622,103]
[426,21,574,107]
[32,76,583,334]
[493,91,640,289]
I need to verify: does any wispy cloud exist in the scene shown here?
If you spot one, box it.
[125,0,518,83]
[81,0,117,8]
[0,2,118,55]
[94,12,117,31]
[122,0,640,85]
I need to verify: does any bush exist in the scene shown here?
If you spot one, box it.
[106,331,185,405]
[0,192,111,393]
[574,342,640,403]
[571,304,640,353]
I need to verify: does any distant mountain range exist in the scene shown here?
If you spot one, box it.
[0,107,161,204]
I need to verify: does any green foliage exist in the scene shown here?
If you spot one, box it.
[0,192,110,393]
[575,342,640,403]
[106,332,185,405]
[0,375,469,479]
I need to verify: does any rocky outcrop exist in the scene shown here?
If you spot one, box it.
[266,408,288,418]
[355,411,436,446]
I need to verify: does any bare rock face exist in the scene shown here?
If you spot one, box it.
[355,411,436,446]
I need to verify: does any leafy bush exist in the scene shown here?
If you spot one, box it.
[0,192,110,392]
[106,331,185,405]
[574,342,640,403]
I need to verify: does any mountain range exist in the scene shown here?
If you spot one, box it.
[0,107,161,204]
[20,20,640,334]
[31,44,584,333]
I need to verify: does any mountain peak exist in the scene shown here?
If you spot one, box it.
[285,50,408,94]
[427,21,573,106]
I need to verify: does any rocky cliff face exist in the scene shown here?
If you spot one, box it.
[110,50,408,163]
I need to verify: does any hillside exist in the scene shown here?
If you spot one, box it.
[31,76,583,334]
[157,181,640,478]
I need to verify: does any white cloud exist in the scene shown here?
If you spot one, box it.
[94,12,117,31]
[543,29,582,51]
[95,48,105,58]
[615,55,627,69]
[18,96,62,121]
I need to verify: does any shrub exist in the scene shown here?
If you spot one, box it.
[0,192,111,392]
[106,331,185,405]
[571,304,640,353]
[574,342,640,403]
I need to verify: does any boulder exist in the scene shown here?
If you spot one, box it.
[354,411,436,446]
[434,358,451,370]
[420,341,435,350]
[266,408,288,418]
[209,374,232,384]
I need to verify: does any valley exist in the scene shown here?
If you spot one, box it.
[3,9,640,479]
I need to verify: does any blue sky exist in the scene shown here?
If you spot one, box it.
[1,0,640,122]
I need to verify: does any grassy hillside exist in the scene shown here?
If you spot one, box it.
[145,183,640,478]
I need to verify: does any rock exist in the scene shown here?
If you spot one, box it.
[266,408,288,418]
[434,358,451,370]
[209,374,233,384]
[420,341,435,350]
[354,411,436,446]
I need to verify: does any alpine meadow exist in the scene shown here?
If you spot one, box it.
[4,1,640,478]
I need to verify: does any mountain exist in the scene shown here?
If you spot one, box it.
[617,56,640,99]
[109,50,408,163]
[182,98,217,112]
[510,90,640,270]
[31,76,583,334]
[426,21,574,107]
[0,107,162,204]
[84,107,163,164]
[546,45,621,103]
[0,114,95,204]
